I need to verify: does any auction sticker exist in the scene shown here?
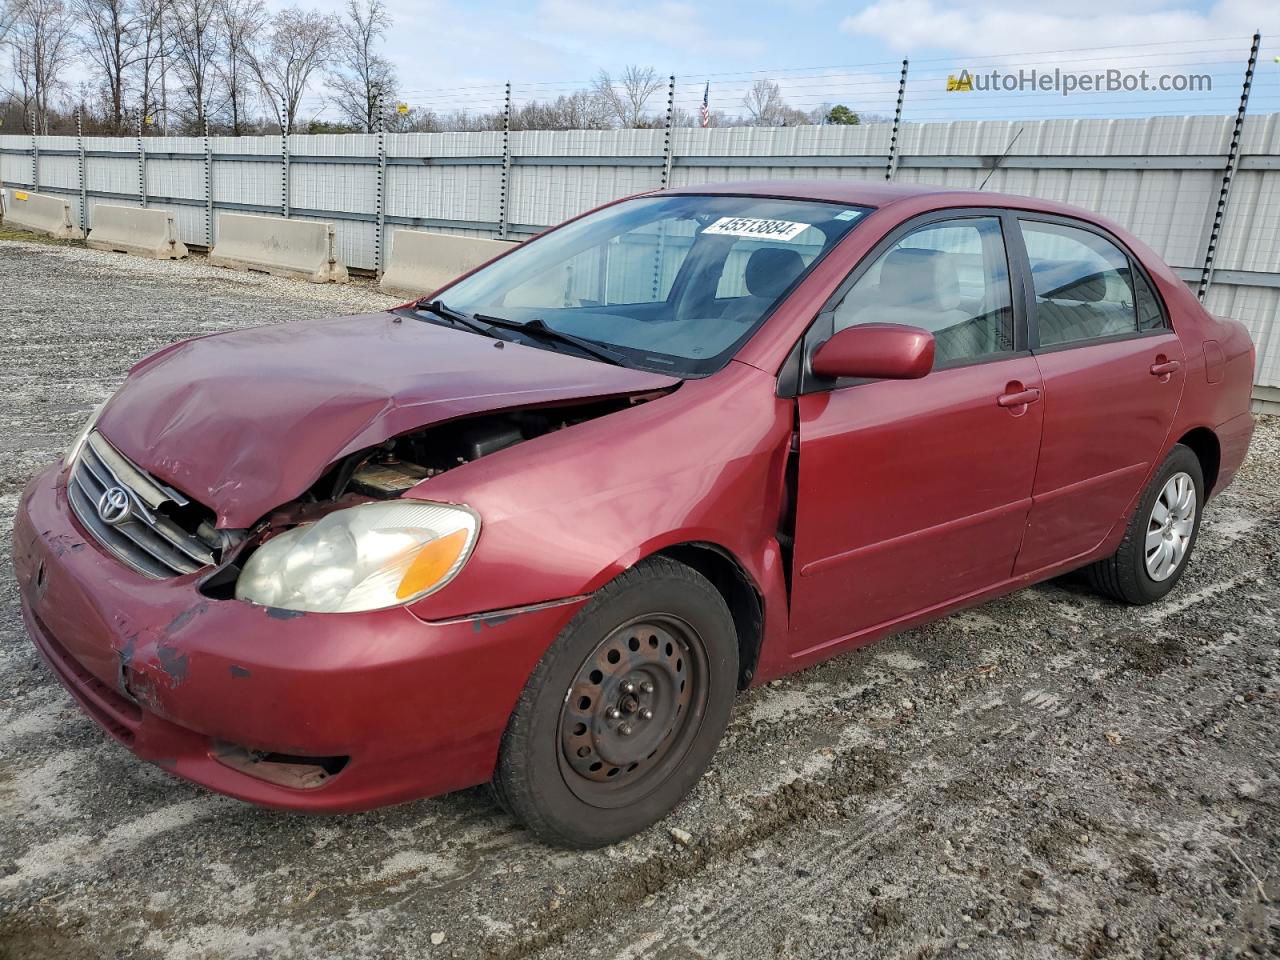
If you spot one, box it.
[702,217,810,241]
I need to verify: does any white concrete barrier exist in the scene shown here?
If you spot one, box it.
[1,189,83,240]
[209,213,348,284]
[380,229,518,299]
[87,204,188,260]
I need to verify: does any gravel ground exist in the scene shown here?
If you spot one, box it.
[0,236,1277,960]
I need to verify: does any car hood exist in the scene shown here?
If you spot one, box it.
[97,312,679,528]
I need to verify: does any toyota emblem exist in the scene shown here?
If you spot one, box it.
[97,486,133,526]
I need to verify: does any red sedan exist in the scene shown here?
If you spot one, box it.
[13,181,1255,847]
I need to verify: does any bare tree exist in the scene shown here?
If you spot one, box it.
[169,0,221,129]
[213,0,261,134]
[75,0,142,132]
[384,103,436,133]
[742,78,785,126]
[512,90,610,131]
[5,0,75,131]
[1,0,31,46]
[592,65,661,128]
[131,0,170,130]
[329,0,393,132]
[249,7,334,131]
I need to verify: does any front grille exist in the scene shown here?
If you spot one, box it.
[68,431,216,579]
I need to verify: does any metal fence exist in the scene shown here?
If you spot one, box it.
[2,114,1280,398]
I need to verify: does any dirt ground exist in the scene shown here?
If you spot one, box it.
[0,237,1277,960]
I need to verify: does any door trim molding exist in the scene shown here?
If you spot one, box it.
[799,496,1032,578]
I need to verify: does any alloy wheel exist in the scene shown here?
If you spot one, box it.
[1145,471,1196,582]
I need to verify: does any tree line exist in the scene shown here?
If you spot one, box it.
[0,0,867,136]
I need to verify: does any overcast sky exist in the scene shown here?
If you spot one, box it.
[282,0,1280,121]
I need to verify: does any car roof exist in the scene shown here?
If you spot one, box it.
[658,178,1099,220]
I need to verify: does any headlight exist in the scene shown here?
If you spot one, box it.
[234,501,479,613]
[64,401,106,467]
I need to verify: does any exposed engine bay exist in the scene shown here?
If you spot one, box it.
[321,394,663,503]
[198,392,670,599]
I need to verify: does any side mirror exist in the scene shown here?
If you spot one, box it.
[810,323,935,381]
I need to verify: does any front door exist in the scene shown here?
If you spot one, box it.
[1010,216,1186,575]
[789,214,1045,655]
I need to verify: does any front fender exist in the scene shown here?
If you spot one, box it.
[404,362,794,626]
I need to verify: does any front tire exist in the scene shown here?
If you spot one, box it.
[1086,443,1204,604]
[493,557,738,848]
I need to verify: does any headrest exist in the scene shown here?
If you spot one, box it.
[744,247,806,299]
[878,248,961,312]
[1033,259,1107,302]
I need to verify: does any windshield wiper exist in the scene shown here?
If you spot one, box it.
[415,300,516,341]
[474,314,629,366]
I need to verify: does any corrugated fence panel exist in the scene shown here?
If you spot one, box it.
[386,132,503,229]
[895,118,1223,270]
[509,130,666,227]
[85,137,140,204]
[289,134,379,269]
[0,143,30,187]
[210,136,281,235]
[1205,284,1280,388]
[2,115,1278,384]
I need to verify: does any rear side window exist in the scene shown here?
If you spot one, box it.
[1134,269,1167,331]
[1020,220,1139,347]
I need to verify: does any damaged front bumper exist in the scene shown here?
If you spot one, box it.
[13,463,586,813]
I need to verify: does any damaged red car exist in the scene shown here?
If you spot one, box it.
[14,181,1255,847]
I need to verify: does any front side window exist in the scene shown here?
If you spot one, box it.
[440,195,870,375]
[1020,220,1141,347]
[832,216,1014,366]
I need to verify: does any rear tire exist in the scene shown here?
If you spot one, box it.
[493,557,737,848]
[1086,443,1204,605]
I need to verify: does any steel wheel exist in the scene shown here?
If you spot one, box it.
[1145,471,1196,582]
[557,614,709,809]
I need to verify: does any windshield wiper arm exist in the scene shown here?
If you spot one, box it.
[415,300,516,341]
[473,314,628,366]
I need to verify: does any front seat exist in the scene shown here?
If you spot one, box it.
[722,247,807,323]
[840,247,974,362]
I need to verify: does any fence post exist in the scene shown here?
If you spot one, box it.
[204,120,213,247]
[498,81,512,240]
[281,95,291,219]
[76,110,86,234]
[136,112,147,207]
[30,111,39,191]
[661,74,676,188]
[1197,31,1259,302]
[375,93,387,277]
[885,58,908,181]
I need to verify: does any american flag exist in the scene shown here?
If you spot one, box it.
[699,83,710,128]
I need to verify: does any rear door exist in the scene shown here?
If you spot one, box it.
[1011,216,1185,575]
[788,212,1045,654]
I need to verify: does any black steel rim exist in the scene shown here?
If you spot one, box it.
[557,614,709,808]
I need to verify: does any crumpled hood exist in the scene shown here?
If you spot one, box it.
[97,312,678,528]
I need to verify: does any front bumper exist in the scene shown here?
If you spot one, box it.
[13,463,585,813]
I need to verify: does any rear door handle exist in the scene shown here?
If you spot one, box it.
[1150,360,1181,376]
[997,388,1041,408]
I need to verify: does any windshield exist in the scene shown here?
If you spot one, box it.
[437,194,871,375]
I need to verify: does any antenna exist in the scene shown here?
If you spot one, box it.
[979,126,1024,191]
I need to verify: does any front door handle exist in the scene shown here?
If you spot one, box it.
[1150,359,1181,377]
[997,387,1041,408]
